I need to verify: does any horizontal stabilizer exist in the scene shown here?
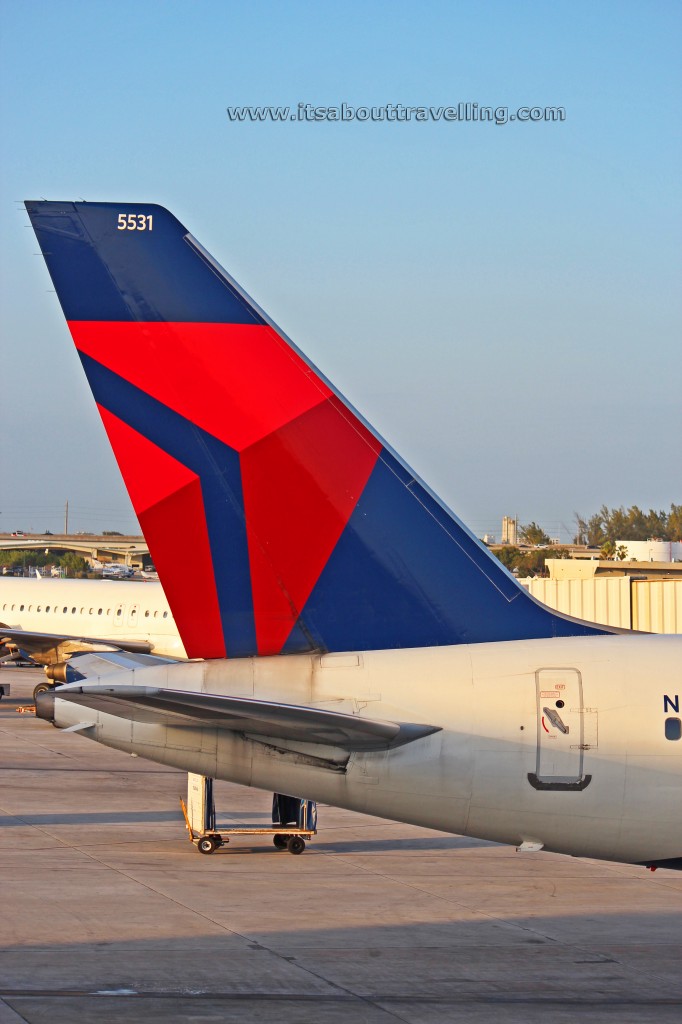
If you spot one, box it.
[49,684,441,752]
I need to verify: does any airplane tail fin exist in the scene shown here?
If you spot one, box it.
[25,201,607,658]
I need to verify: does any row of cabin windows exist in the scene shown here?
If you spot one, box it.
[2,602,168,619]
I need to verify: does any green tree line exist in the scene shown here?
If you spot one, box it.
[574,504,682,546]
[0,549,90,577]
[494,545,571,577]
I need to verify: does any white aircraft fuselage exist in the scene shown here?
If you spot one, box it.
[51,633,682,866]
[0,577,186,659]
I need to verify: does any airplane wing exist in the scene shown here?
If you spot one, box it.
[0,626,153,662]
[42,684,441,753]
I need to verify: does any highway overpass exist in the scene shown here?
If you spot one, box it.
[0,534,149,567]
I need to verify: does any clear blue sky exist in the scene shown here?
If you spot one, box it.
[1,0,680,540]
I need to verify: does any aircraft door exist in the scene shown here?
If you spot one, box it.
[528,668,591,791]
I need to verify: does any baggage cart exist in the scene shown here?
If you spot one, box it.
[181,774,316,855]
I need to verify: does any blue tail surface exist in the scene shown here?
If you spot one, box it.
[25,201,608,658]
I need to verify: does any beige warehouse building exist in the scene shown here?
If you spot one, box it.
[521,559,682,634]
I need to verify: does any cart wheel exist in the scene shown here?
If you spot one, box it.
[287,836,305,855]
[197,836,217,855]
[273,834,289,850]
[33,681,53,701]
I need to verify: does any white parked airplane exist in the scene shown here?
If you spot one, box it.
[0,577,186,687]
[25,200,682,871]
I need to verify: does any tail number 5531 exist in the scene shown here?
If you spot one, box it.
[117,214,153,231]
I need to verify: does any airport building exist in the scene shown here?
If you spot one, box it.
[521,558,682,634]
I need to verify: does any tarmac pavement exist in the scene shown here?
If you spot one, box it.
[1,665,681,1023]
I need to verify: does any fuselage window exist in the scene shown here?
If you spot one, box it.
[116,608,122,617]
[153,611,158,618]
[163,611,168,618]
[89,608,94,615]
[28,605,33,612]
[63,607,67,613]
[98,608,103,615]
[665,718,681,741]
[144,610,150,618]
[46,606,50,612]
[72,607,76,614]
[20,604,24,611]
